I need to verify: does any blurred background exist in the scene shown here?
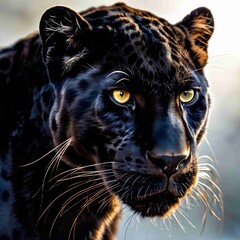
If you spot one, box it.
[0,0,239,239]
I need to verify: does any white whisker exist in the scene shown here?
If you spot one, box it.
[172,211,186,233]
[177,207,196,229]
[20,138,73,167]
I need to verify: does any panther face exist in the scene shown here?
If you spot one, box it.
[40,3,214,218]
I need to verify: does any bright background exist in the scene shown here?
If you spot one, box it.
[1,1,239,239]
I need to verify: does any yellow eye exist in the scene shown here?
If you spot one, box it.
[112,90,131,104]
[179,89,195,103]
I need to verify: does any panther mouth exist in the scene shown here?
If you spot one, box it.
[127,191,180,218]
[112,171,192,217]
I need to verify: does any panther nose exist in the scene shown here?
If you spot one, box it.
[146,151,190,176]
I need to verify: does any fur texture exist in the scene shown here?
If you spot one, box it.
[0,3,222,240]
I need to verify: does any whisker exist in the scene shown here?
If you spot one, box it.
[162,215,172,234]
[38,138,73,213]
[49,180,118,239]
[189,189,199,206]
[67,187,116,240]
[198,163,221,180]
[20,138,73,167]
[57,169,114,182]
[198,173,223,196]
[197,180,221,202]
[172,211,186,233]
[60,180,117,215]
[203,137,218,164]
[123,211,138,240]
[50,140,72,177]
[38,180,82,225]
[195,187,221,221]
[42,138,72,188]
[198,155,215,163]
[176,206,196,229]
[43,163,114,190]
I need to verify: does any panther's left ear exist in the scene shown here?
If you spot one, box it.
[176,7,214,68]
[39,6,92,81]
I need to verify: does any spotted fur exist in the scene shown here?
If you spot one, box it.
[0,3,221,240]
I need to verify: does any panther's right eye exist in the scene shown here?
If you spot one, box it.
[112,90,131,104]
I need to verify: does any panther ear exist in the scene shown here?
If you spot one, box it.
[176,7,214,68]
[39,6,92,81]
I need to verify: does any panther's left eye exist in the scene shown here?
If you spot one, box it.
[112,90,131,104]
[179,89,195,104]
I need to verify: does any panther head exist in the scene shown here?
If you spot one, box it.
[39,3,214,218]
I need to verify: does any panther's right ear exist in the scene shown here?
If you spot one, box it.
[39,6,92,81]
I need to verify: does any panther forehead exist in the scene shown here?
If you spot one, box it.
[83,4,192,89]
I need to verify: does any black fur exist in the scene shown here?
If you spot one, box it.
[0,3,215,239]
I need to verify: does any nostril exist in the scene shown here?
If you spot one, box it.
[145,151,153,161]
[145,151,169,170]
[145,151,155,161]
[176,155,190,170]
